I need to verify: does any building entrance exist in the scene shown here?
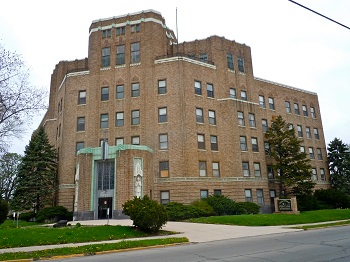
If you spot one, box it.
[98,197,112,219]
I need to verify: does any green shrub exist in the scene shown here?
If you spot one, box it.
[19,211,36,222]
[0,199,9,225]
[191,200,215,217]
[36,206,72,223]
[123,196,168,233]
[314,189,350,209]
[203,194,236,215]
[234,202,260,214]
[165,202,203,221]
[297,194,321,211]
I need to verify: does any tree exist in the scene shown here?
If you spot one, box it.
[327,138,350,194]
[0,198,8,225]
[0,43,47,149]
[0,152,21,202]
[265,115,315,197]
[11,126,57,213]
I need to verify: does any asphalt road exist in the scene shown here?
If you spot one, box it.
[48,225,350,262]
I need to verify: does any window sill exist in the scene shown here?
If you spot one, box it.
[100,67,111,71]
[130,62,141,67]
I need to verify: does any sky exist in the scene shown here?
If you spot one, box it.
[1,0,349,154]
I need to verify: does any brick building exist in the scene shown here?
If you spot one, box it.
[41,10,330,220]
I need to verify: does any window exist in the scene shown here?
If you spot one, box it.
[262,119,268,133]
[251,137,259,152]
[77,117,85,131]
[268,97,275,110]
[257,189,264,205]
[116,26,125,36]
[240,136,247,151]
[207,83,214,98]
[160,191,170,205]
[254,163,261,177]
[131,110,140,125]
[200,190,208,199]
[259,95,266,108]
[158,107,167,123]
[199,161,207,176]
[159,134,168,150]
[131,42,140,63]
[302,105,308,116]
[102,29,111,38]
[309,147,315,159]
[297,125,303,137]
[116,85,124,99]
[248,113,256,127]
[101,87,109,101]
[116,137,124,145]
[317,148,323,160]
[131,136,140,145]
[306,127,311,139]
[159,161,169,178]
[116,112,124,127]
[208,110,216,125]
[289,124,294,130]
[214,189,222,195]
[245,189,252,202]
[300,146,305,153]
[267,165,274,178]
[194,81,202,95]
[158,80,166,94]
[199,53,208,62]
[230,88,236,98]
[212,162,220,177]
[76,142,84,154]
[314,128,320,139]
[227,53,234,70]
[294,103,300,115]
[196,108,204,123]
[131,24,140,33]
[210,135,218,151]
[197,134,205,150]
[116,45,125,65]
[101,47,110,67]
[100,114,108,128]
[264,142,270,154]
[238,111,245,126]
[242,162,250,176]
[285,101,291,113]
[312,168,317,180]
[238,57,245,73]
[320,168,325,180]
[131,83,140,97]
[310,107,316,118]
[78,90,86,105]
[241,90,247,101]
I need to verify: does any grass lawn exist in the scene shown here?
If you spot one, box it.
[189,209,350,226]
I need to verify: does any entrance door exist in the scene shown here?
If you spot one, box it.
[98,197,112,219]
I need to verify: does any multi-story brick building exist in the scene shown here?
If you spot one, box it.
[41,9,330,220]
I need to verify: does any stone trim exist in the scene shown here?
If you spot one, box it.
[155,56,216,69]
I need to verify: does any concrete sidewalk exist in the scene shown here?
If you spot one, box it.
[0,219,302,254]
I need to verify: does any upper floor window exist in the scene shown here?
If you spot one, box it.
[76,142,84,154]
[320,168,326,180]
[131,136,140,145]
[212,162,220,177]
[240,136,247,151]
[285,101,291,113]
[199,53,208,62]
[264,142,270,154]
[131,83,140,97]
[116,85,124,99]
[302,105,308,116]
[267,165,274,178]
[294,103,300,115]
[230,88,236,98]
[77,117,85,132]
[238,111,245,126]
[101,47,110,67]
[309,147,315,159]
[116,45,125,65]
[159,134,168,150]
[101,87,109,101]
[310,107,316,118]
[317,148,323,160]
[159,161,169,178]
[248,113,256,127]
[102,29,111,38]
[207,83,214,98]
[251,137,259,152]
[131,42,140,63]
[259,95,266,108]
[116,26,125,36]
[196,108,204,123]
[199,161,207,176]
[314,128,320,139]
[268,97,275,110]
[131,24,140,33]
[297,125,303,137]
[238,57,245,73]
[306,126,311,139]
[227,53,234,70]
[300,146,305,153]
[197,134,205,150]
[116,112,124,127]
[158,107,167,123]
[194,81,202,95]
[131,110,140,125]
[254,163,261,177]
[241,90,247,101]
[158,80,166,94]
[312,168,317,180]
[245,189,252,202]
[78,90,86,105]
[242,162,250,177]
[262,119,268,133]
[116,137,124,145]
[100,114,109,129]
[208,110,216,125]
[210,135,218,151]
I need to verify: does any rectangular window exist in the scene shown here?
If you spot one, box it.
[300,146,305,153]
[267,165,274,179]
[248,113,256,127]
[197,134,205,150]
[116,85,124,99]
[196,108,204,123]
[100,114,108,128]
[320,168,325,180]
[199,161,207,176]
[227,53,234,70]
[200,190,208,199]
[131,83,140,97]
[208,110,216,125]
[116,112,124,127]
[259,95,266,108]
[238,57,245,73]
[116,45,125,65]
[242,162,250,177]
[160,191,170,205]
[317,148,323,160]
[310,107,316,118]
[199,53,208,62]
[101,47,110,67]
[285,101,291,113]
[302,105,308,116]
[101,86,109,101]
[312,168,317,180]
[207,83,214,98]
[158,107,167,123]
[230,88,236,98]
[238,111,245,126]
[77,117,85,131]
[297,125,303,137]
[78,90,86,105]
[294,103,300,115]
[159,161,169,178]
[268,97,275,110]
[210,135,218,151]
[314,128,320,139]
[245,189,252,202]
[264,142,270,154]
[212,162,220,177]
[116,137,124,145]
[158,80,166,94]
[76,142,84,154]
[102,29,111,38]
[309,147,315,159]
[116,26,125,36]
[240,136,247,151]
[241,90,247,101]
[257,189,264,205]
[194,81,202,95]
[131,42,140,63]
[306,127,311,139]
[131,110,140,125]
[251,137,259,152]
[159,134,168,150]
[289,124,294,130]
[131,136,140,145]
[131,24,140,33]
[214,189,222,195]
[262,119,268,133]
[254,163,261,177]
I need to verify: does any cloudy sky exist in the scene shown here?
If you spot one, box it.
[1,0,349,154]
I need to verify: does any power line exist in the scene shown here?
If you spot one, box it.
[288,0,350,30]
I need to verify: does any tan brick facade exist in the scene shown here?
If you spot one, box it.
[41,10,330,219]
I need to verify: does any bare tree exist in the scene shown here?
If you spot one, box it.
[0,43,47,148]
[0,152,21,202]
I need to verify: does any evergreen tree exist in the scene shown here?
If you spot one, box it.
[11,126,57,213]
[265,115,315,197]
[327,138,350,194]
